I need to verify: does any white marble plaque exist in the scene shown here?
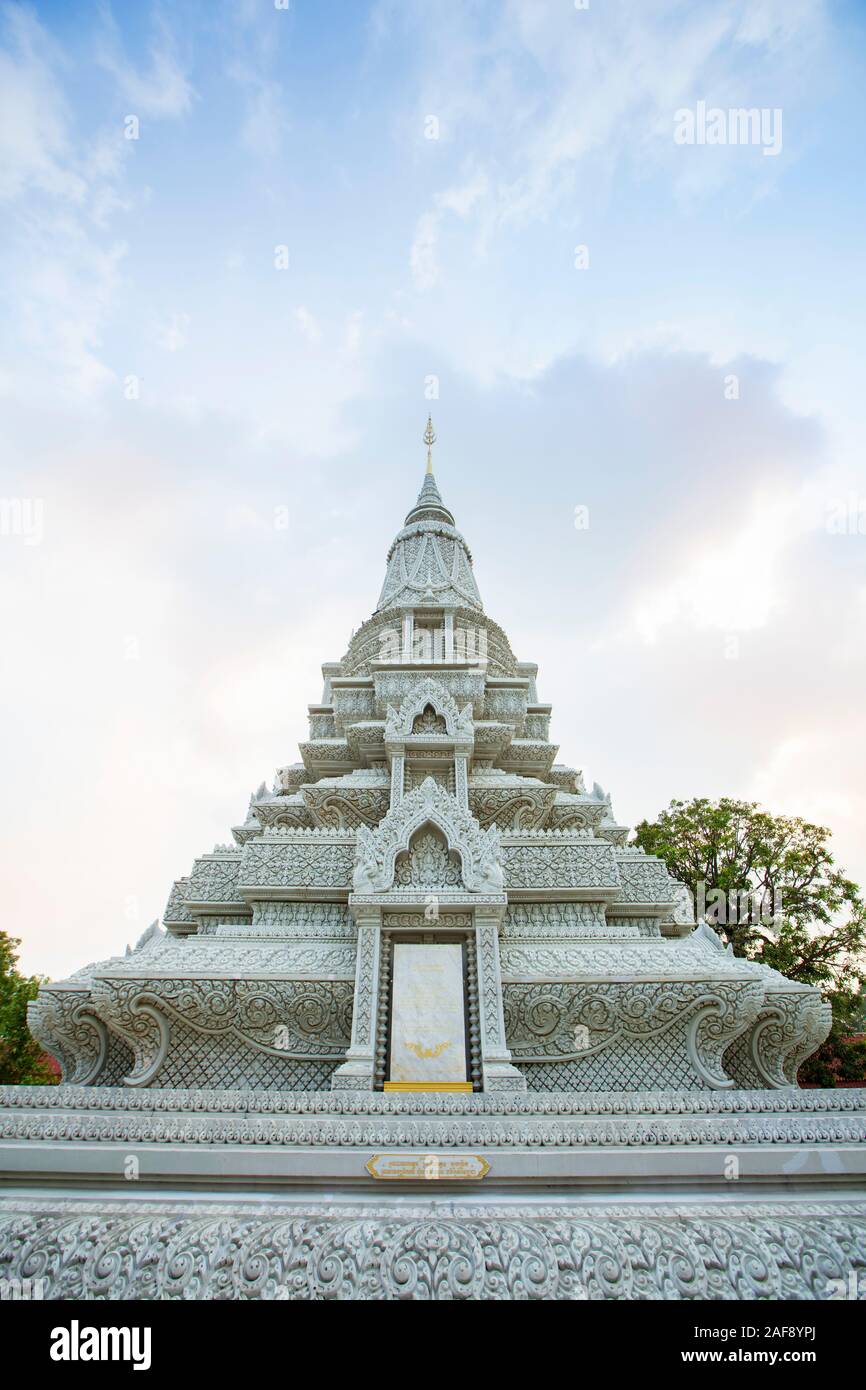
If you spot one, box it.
[389,943,467,1083]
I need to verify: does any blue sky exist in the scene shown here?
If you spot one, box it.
[1,0,865,975]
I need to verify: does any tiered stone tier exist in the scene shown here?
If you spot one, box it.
[27,467,831,1094]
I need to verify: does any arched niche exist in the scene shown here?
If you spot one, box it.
[393,821,464,889]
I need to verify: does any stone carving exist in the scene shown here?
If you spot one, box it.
[187,854,244,905]
[308,713,338,738]
[503,979,764,1089]
[504,902,605,936]
[353,777,502,895]
[483,688,527,722]
[376,478,484,611]
[412,705,447,734]
[351,927,378,1050]
[2,1197,863,1300]
[477,922,505,1048]
[2,1080,863,1123]
[384,677,474,743]
[163,878,195,927]
[502,839,620,891]
[249,902,354,938]
[87,977,354,1085]
[26,990,111,1086]
[613,850,679,905]
[471,783,553,829]
[240,836,355,891]
[393,830,463,887]
[374,667,486,716]
[331,688,376,722]
[724,990,833,1089]
[302,784,388,829]
[383,912,473,929]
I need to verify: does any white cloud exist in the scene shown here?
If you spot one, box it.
[0,8,85,202]
[235,74,289,158]
[401,0,825,256]
[97,14,194,119]
[630,486,807,642]
[410,173,488,289]
[0,7,144,400]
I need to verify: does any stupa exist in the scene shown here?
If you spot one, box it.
[1,422,864,1301]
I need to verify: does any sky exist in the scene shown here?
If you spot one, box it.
[1,0,865,978]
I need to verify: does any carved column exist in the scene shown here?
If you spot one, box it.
[390,754,404,808]
[474,906,526,1092]
[455,754,469,809]
[330,905,382,1090]
[444,611,455,661]
[401,612,413,664]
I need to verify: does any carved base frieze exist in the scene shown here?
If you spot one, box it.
[1,1195,864,1300]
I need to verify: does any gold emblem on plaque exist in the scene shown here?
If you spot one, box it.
[405,1039,451,1060]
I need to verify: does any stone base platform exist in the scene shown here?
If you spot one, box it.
[1,1085,865,1300]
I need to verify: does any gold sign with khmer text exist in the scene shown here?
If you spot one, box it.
[366,1153,490,1180]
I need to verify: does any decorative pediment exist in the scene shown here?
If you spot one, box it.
[384,677,474,746]
[352,776,503,894]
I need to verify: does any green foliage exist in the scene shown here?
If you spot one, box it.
[633,798,866,1087]
[0,932,57,1085]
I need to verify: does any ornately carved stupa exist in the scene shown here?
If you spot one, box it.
[2,422,865,1301]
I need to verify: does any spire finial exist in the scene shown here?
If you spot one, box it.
[423,414,437,475]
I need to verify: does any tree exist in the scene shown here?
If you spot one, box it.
[0,932,58,1085]
[632,798,866,1087]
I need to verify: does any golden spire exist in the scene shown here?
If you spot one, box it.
[423,414,437,474]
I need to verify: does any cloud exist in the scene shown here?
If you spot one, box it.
[410,210,439,289]
[630,485,808,642]
[397,0,827,261]
[97,12,194,119]
[410,172,488,289]
[219,2,291,158]
[234,73,289,158]
[0,6,143,400]
[0,6,85,202]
